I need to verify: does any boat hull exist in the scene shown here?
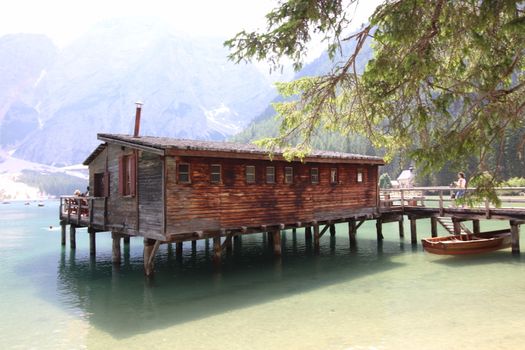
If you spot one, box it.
[421,229,512,255]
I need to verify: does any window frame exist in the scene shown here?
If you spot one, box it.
[357,169,364,183]
[210,164,222,184]
[310,167,319,184]
[266,166,275,184]
[284,166,293,184]
[118,154,136,197]
[330,168,338,184]
[246,165,256,184]
[178,163,191,184]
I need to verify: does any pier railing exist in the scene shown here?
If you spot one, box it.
[380,186,525,215]
[59,196,107,227]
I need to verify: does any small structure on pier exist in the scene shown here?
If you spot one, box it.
[60,131,384,275]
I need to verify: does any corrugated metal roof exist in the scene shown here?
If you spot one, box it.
[84,133,384,165]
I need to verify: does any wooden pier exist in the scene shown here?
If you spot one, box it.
[59,186,525,277]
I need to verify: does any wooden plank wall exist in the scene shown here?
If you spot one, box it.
[138,152,163,237]
[166,156,378,235]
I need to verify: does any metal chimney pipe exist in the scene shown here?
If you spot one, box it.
[133,101,143,137]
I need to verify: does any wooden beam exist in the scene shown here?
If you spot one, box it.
[61,224,66,246]
[430,217,438,238]
[473,220,480,234]
[143,238,156,276]
[176,242,183,259]
[376,219,384,241]
[319,224,330,238]
[70,225,76,250]
[123,236,130,245]
[510,221,520,254]
[313,224,320,253]
[112,233,121,264]
[355,220,366,230]
[348,220,357,248]
[89,228,96,256]
[329,224,336,237]
[398,217,405,238]
[410,218,417,244]
[272,230,282,256]
[305,226,312,241]
[213,236,222,262]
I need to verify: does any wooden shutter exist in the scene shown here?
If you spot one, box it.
[130,153,137,197]
[118,156,124,195]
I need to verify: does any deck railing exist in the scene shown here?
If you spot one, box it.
[380,186,525,216]
[59,196,107,227]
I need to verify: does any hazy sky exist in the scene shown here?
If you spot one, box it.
[0,0,382,48]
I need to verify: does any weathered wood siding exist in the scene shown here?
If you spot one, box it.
[138,152,163,237]
[166,156,379,235]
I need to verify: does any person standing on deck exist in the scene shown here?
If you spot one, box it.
[455,172,467,207]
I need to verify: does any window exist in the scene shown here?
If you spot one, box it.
[94,172,109,197]
[118,154,136,196]
[330,168,338,184]
[178,163,190,183]
[311,168,319,184]
[210,164,221,183]
[357,169,363,183]
[246,165,255,184]
[266,166,275,184]
[284,167,293,184]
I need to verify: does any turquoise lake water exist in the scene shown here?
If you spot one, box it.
[1,200,524,349]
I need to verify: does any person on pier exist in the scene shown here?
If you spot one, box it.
[454,172,467,208]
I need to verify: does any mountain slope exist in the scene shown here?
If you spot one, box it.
[3,19,276,166]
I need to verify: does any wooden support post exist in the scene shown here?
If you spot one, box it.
[272,230,282,256]
[143,238,158,276]
[305,226,312,241]
[69,225,76,249]
[176,242,183,259]
[123,236,130,245]
[329,224,336,237]
[431,217,438,238]
[61,224,66,246]
[348,220,357,248]
[313,224,320,253]
[213,236,222,262]
[224,235,233,254]
[191,239,197,252]
[89,228,96,256]
[510,221,520,254]
[112,233,121,264]
[292,228,297,235]
[473,220,480,234]
[410,218,417,244]
[376,219,384,241]
[398,217,405,238]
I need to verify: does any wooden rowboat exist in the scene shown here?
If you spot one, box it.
[421,229,512,255]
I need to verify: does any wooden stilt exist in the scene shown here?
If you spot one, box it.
[329,224,336,237]
[430,217,438,238]
[176,242,183,259]
[69,225,76,249]
[348,220,357,248]
[376,219,384,241]
[510,221,520,254]
[225,235,233,254]
[272,230,282,256]
[112,233,121,264]
[191,239,197,252]
[124,236,130,245]
[410,218,417,244]
[305,226,312,241]
[213,236,222,262]
[61,224,66,246]
[233,235,241,244]
[292,228,297,235]
[452,219,461,236]
[398,217,405,238]
[89,228,96,256]
[313,224,320,253]
[473,220,480,234]
[143,238,158,276]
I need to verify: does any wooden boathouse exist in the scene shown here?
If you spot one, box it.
[59,132,384,275]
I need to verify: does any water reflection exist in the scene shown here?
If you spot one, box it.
[51,234,408,339]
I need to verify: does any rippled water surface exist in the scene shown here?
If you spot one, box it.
[1,200,524,349]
